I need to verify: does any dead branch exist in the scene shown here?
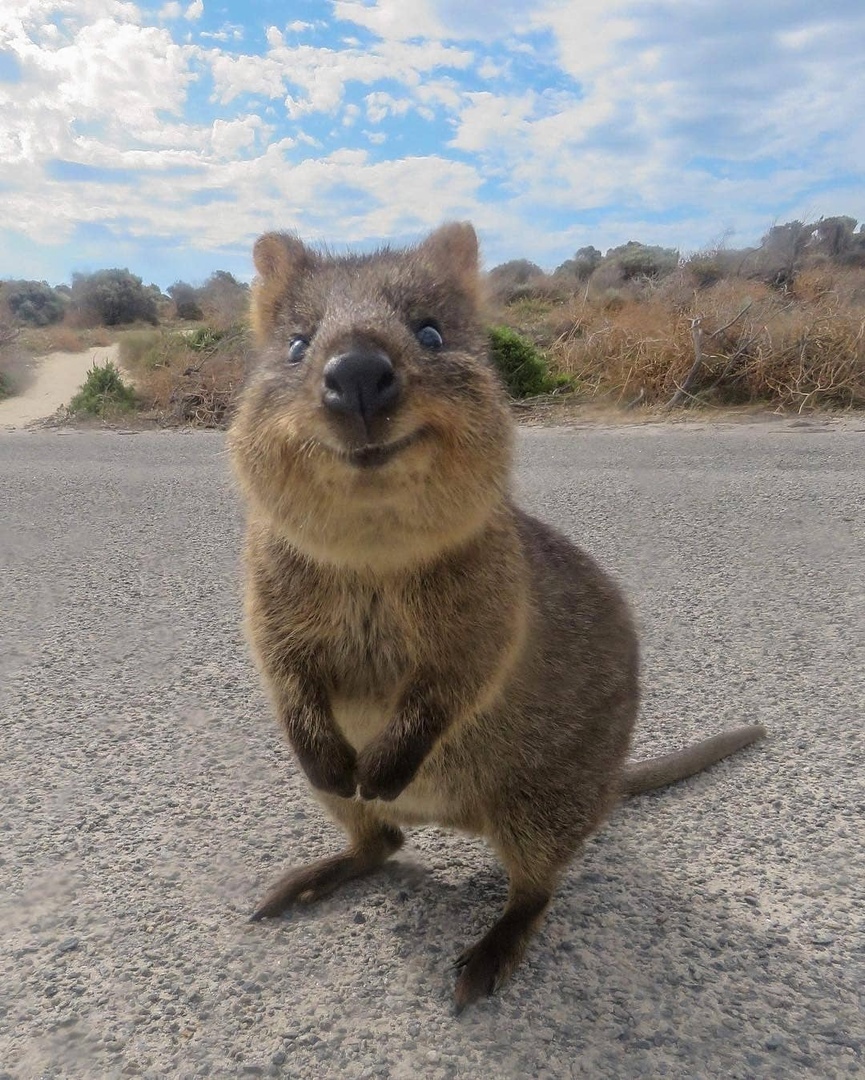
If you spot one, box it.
[664,318,704,408]
[707,301,754,339]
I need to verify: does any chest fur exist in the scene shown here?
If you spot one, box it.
[329,693,394,752]
[249,546,421,692]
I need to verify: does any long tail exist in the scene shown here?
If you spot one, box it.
[621,725,767,797]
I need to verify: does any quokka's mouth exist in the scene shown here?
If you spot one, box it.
[341,429,426,469]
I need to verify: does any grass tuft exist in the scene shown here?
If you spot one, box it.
[70,361,137,416]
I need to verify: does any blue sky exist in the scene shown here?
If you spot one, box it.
[0,0,863,289]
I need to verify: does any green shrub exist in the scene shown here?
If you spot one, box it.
[488,326,567,398]
[604,242,680,281]
[167,281,203,321]
[555,246,603,281]
[71,269,158,327]
[2,280,66,327]
[186,326,225,350]
[69,361,137,415]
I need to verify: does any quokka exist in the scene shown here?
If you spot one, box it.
[228,222,765,1008]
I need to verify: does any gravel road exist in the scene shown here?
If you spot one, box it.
[1,419,863,1080]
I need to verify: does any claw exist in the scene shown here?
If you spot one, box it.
[451,949,472,971]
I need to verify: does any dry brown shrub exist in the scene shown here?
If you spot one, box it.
[514,271,864,411]
[485,271,572,309]
[792,265,865,307]
[124,326,254,427]
[196,273,249,331]
[741,300,865,411]
[547,295,692,403]
[42,326,90,352]
[16,317,117,355]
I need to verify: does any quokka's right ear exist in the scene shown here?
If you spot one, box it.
[421,222,479,284]
[253,232,315,283]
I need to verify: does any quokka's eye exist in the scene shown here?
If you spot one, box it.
[287,336,310,363]
[416,323,443,350]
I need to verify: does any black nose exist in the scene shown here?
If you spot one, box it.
[322,348,399,422]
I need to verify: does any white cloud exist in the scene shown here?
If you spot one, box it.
[0,3,203,244]
[415,78,463,112]
[303,154,487,239]
[14,19,190,113]
[199,25,243,42]
[477,57,506,80]
[364,91,412,124]
[532,0,638,80]
[284,61,348,117]
[333,0,535,43]
[208,33,473,121]
[55,21,194,124]
[0,14,199,181]
[1,0,863,281]
[210,115,266,157]
[449,91,536,154]
[434,0,865,242]
[332,0,445,41]
[209,52,286,102]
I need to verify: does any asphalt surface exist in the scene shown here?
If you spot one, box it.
[1,419,863,1080]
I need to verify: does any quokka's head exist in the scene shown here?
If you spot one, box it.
[228,223,514,572]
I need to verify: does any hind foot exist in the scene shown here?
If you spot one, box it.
[251,824,404,921]
[453,889,550,1010]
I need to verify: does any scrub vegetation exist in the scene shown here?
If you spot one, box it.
[2,215,863,425]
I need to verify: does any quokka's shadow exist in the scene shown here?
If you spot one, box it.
[247,819,859,1072]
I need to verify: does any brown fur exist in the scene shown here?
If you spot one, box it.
[228,222,766,1009]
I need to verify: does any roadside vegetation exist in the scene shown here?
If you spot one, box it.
[490,216,865,411]
[69,361,138,417]
[2,214,863,425]
[117,323,252,427]
[488,326,568,398]
[0,268,254,426]
[0,322,25,400]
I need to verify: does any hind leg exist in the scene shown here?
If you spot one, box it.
[251,796,403,921]
[452,855,559,1010]
[454,781,617,1008]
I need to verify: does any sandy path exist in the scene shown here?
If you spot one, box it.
[0,343,120,430]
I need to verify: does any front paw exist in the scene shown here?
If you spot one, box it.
[296,738,357,799]
[356,742,421,802]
